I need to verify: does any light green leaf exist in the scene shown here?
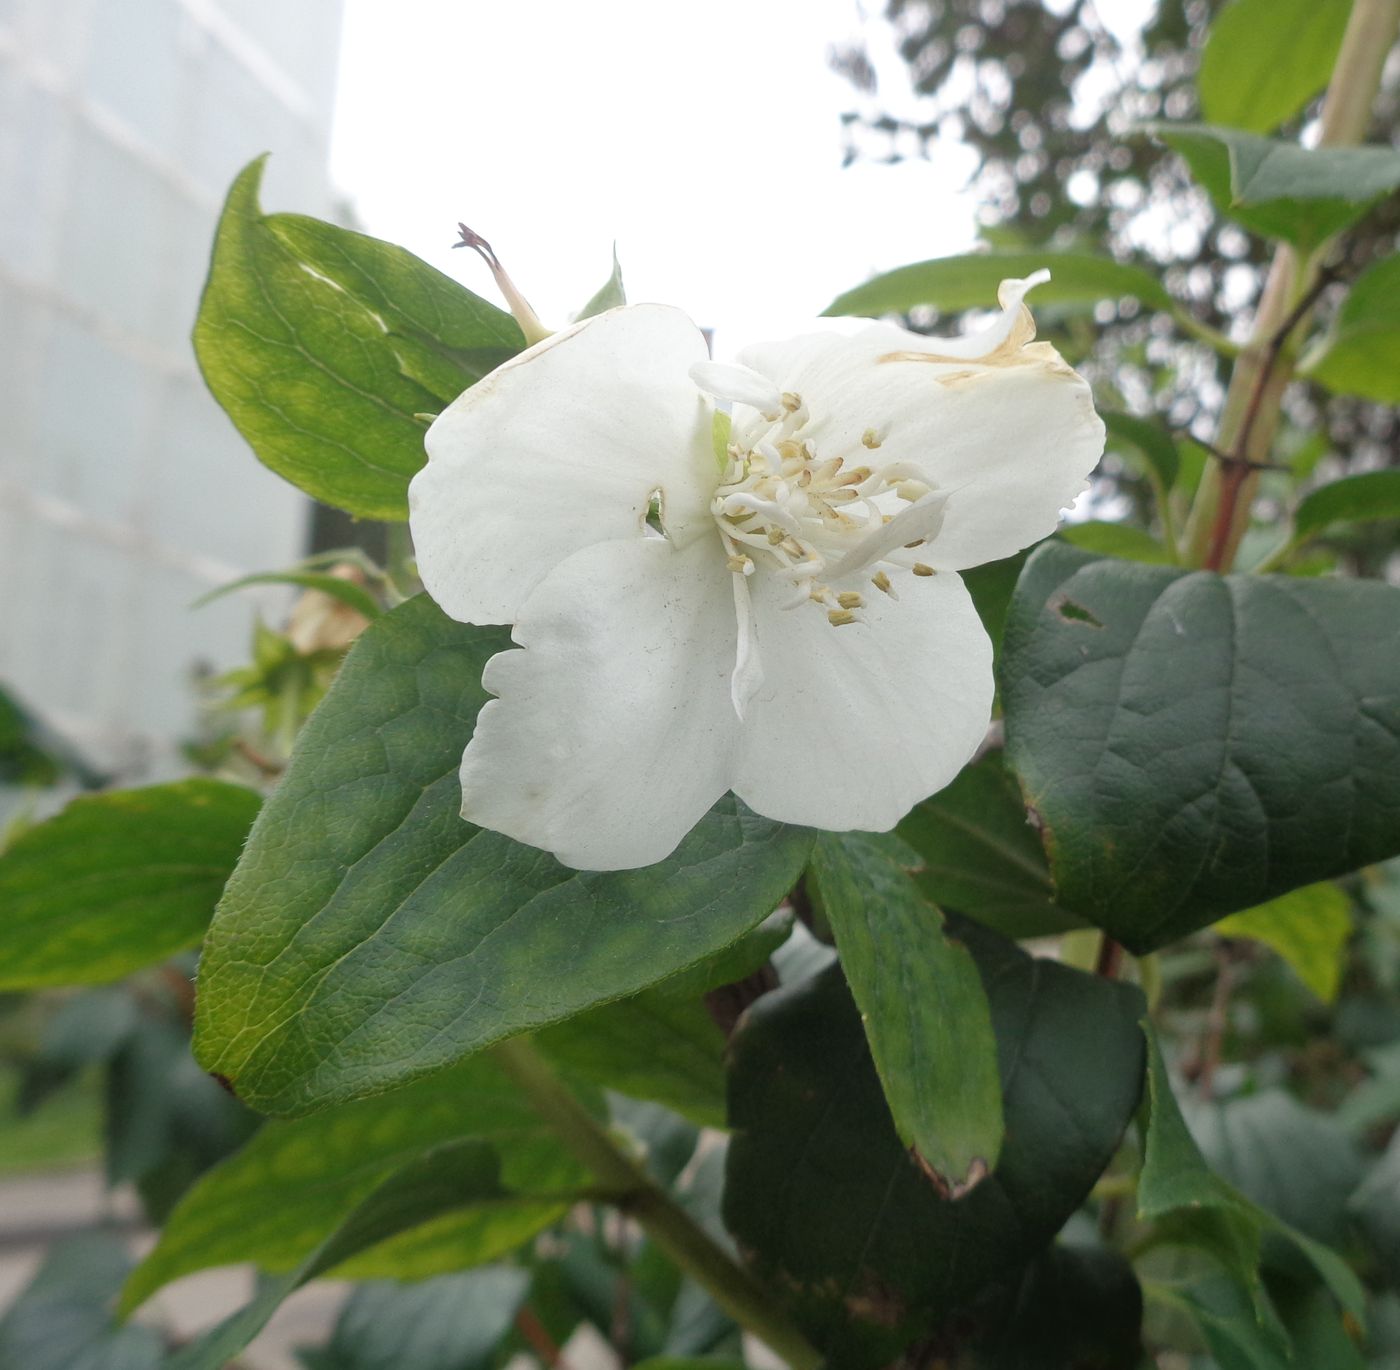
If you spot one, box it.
[194,158,522,520]
[1293,468,1400,541]
[577,243,627,319]
[1301,255,1400,403]
[1060,520,1173,564]
[823,250,1174,318]
[193,570,382,620]
[897,750,1083,940]
[122,1057,582,1313]
[1198,0,1351,134]
[1216,883,1353,1001]
[809,832,1003,1194]
[0,780,260,989]
[1102,410,1181,490]
[194,595,812,1116]
[1153,125,1400,250]
[1002,542,1400,952]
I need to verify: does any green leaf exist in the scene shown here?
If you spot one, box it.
[897,750,1085,939]
[194,595,811,1116]
[1349,1128,1400,1273]
[164,1142,523,1370]
[0,779,260,989]
[823,250,1174,318]
[1216,883,1353,1001]
[963,548,1032,671]
[809,832,1003,1194]
[1302,256,1400,403]
[1198,0,1351,134]
[1152,125,1400,250]
[194,158,522,520]
[536,990,727,1127]
[1185,1090,1362,1245]
[1138,1025,1364,1328]
[1102,410,1180,490]
[1060,521,1173,564]
[0,1235,165,1370]
[577,243,627,319]
[1001,542,1400,952]
[313,1268,530,1370]
[122,1056,582,1313]
[194,570,382,620]
[724,920,1145,1368]
[1294,469,1400,542]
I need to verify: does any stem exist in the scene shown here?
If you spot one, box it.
[492,1037,825,1370]
[1095,934,1125,980]
[1182,0,1400,570]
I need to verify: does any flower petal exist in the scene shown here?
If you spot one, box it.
[459,536,740,871]
[410,305,715,625]
[738,274,1105,570]
[731,569,994,832]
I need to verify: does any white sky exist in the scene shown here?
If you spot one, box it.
[329,0,982,352]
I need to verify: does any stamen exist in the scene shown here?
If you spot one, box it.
[837,591,863,609]
[861,427,884,449]
[827,609,857,627]
[872,571,896,598]
[913,563,936,577]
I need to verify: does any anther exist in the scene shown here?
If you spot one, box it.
[861,428,883,449]
[726,554,754,575]
[904,539,925,549]
[827,609,857,627]
[872,571,895,596]
[782,392,802,413]
[913,563,936,577]
[837,591,863,609]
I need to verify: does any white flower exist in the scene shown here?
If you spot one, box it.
[408,273,1105,871]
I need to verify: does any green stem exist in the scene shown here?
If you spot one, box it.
[492,1037,825,1370]
[1181,0,1400,571]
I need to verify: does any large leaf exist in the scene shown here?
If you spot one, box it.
[809,832,1003,1193]
[723,920,1145,1368]
[1302,256,1400,404]
[1001,542,1400,952]
[1198,0,1351,134]
[0,779,259,989]
[194,158,522,520]
[194,594,811,1115]
[824,249,1174,318]
[1293,469,1400,541]
[1215,883,1353,1002]
[897,750,1084,939]
[122,1056,582,1313]
[1153,125,1400,250]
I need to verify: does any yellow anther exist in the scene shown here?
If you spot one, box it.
[767,527,786,545]
[913,563,936,577]
[872,571,894,595]
[837,591,863,609]
[904,538,925,549]
[726,554,754,574]
[827,609,857,627]
[838,466,872,486]
[825,488,860,505]
[861,428,883,449]
[782,391,802,413]
[896,479,932,502]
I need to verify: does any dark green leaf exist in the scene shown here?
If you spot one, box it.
[897,751,1084,939]
[724,920,1145,1368]
[1215,883,1353,1002]
[1302,256,1400,403]
[1350,1129,1400,1276]
[194,570,382,620]
[963,548,1032,671]
[122,1056,583,1312]
[0,1235,164,1370]
[164,1143,518,1370]
[1102,410,1180,490]
[1002,542,1400,952]
[632,1361,748,1369]
[1153,125,1400,250]
[1198,0,1351,134]
[0,779,260,988]
[315,1267,530,1370]
[809,832,1003,1192]
[194,595,811,1116]
[1294,468,1400,542]
[824,250,1174,318]
[577,244,627,319]
[194,158,522,520]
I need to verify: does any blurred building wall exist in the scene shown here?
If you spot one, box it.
[0,0,345,778]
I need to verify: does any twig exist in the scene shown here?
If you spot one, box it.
[514,1305,575,1370]
[1095,935,1125,980]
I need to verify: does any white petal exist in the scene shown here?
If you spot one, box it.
[825,489,949,581]
[689,360,785,419]
[736,277,1104,572]
[731,570,993,832]
[459,536,740,871]
[410,305,715,625]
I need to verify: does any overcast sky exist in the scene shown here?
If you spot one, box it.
[329,0,983,351]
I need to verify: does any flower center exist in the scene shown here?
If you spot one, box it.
[709,391,938,626]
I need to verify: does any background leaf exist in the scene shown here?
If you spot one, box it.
[1197,0,1351,134]
[1002,542,1400,952]
[809,832,1003,1194]
[577,243,627,319]
[1302,256,1400,404]
[1216,883,1353,1001]
[0,779,259,989]
[194,595,811,1116]
[194,158,522,520]
[1293,468,1400,542]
